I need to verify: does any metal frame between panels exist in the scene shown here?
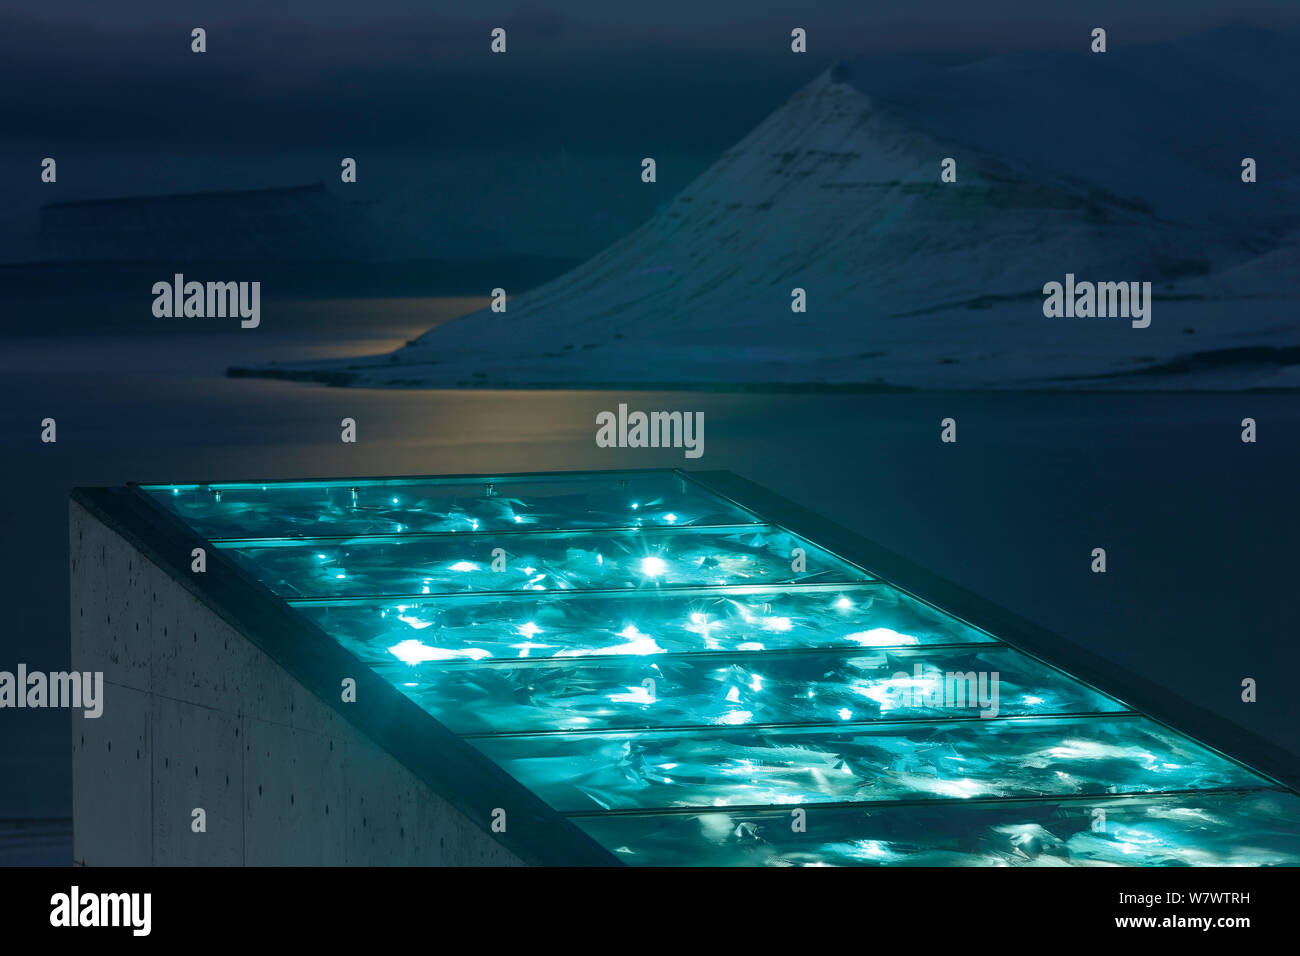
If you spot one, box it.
[70,468,1300,867]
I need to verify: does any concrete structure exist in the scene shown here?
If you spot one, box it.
[70,472,1300,867]
[69,495,561,865]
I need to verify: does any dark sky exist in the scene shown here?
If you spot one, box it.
[18,0,1300,35]
[2,1,1297,258]
[6,0,1298,150]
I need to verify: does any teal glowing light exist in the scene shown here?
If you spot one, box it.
[143,471,1300,867]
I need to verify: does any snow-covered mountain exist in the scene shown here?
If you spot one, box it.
[241,32,1300,390]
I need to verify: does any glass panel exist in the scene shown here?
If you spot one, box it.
[218,525,869,598]
[469,716,1266,812]
[575,789,1300,866]
[372,645,1125,735]
[295,584,994,666]
[143,472,759,539]
[142,468,1299,867]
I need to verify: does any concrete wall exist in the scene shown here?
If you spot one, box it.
[69,499,524,866]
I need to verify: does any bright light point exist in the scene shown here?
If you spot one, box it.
[448,561,480,572]
[391,497,399,505]
[662,513,678,523]
[917,777,985,799]
[716,710,753,726]
[837,708,852,720]
[725,686,741,703]
[844,627,917,647]
[316,553,328,560]
[855,840,890,859]
[388,639,489,664]
[517,622,542,639]
[335,573,346,579]
[609,685,655,704]
[389,640,432,664]
[1023,695,1045,705]
[834,596,853,610]
[640,556,668,577]
[396,615,434,630]
[761,616,793,632]
[581,623,666,656]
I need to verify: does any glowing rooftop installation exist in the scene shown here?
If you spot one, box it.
[141,470,1300,866]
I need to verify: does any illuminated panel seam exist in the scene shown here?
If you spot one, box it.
[465,713,1275,813]
[213,525,870,598]
[561,784,1291,817]
[207,522,769,546]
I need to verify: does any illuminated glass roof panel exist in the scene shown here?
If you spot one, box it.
[145,472,761,539]
[218,525,865,598]
[344,645,1125,735]
[292,584,998,667]
[574,789,1300,867]
[141,470,1300,866]
[469,716,1264,812]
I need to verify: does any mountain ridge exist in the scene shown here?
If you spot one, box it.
[236,40,1299,390]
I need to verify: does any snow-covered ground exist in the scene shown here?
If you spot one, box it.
[239,30,1300,390]
[0,820,71,865]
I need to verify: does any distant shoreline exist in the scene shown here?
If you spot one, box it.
[0,257,579,300]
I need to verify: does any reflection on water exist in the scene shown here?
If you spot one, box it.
[0,295,485,373]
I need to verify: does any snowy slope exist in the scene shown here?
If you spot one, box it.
[241,40,1300,390]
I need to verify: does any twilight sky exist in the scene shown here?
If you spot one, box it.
[5,0,1296,149]
[1,1,1296,259]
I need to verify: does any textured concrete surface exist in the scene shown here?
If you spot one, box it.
[69,499,523,866]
